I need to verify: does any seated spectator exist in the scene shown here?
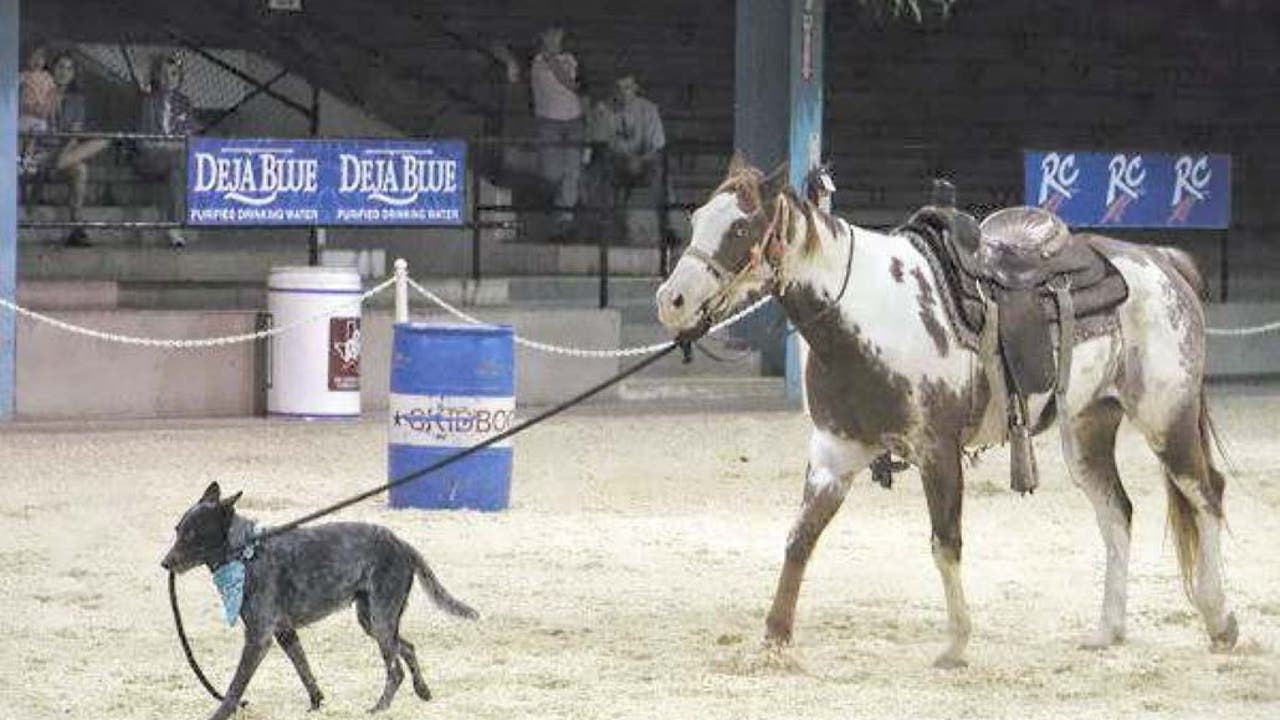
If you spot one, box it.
[18,45,56,172]
[19,50,111,247]
[599,74,674,246]
[530,26,584,238]
[131,53,198,248]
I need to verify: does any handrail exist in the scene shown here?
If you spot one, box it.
[17,131,727,304]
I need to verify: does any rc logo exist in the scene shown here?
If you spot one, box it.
[1037,152,1079,212]
[1101,154,1145,224]
[1169,155,1211,223]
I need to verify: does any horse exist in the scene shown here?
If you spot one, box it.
[654,154,1237,667]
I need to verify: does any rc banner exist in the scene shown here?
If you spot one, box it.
[1024,150,1230,229]
[187,138,466,226]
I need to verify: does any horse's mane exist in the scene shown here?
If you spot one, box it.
[778,186,838,258]
[712,166,765,214]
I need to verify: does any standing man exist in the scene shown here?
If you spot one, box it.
[604,74,673,246]
[530,26,584,240]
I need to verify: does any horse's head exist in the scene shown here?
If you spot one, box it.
[656,154,792,340]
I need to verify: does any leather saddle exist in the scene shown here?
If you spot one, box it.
[895,203,1129,494]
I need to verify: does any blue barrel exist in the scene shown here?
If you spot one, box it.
[387,323,516,511]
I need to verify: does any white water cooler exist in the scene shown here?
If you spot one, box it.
[266,266,363,419]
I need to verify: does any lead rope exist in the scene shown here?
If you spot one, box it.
[171,342,681,702]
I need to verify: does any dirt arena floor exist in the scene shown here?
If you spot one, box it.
[2,385,1279,720]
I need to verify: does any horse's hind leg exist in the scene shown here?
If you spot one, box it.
[1063,398,1132,649]
[1133,398,1237,651]
[921,446,970,668]
[764,430,870,645]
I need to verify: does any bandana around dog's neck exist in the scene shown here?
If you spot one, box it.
[211,562,246,626]
[210,522,260,626]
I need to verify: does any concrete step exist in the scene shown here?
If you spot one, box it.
[19,245,311,282]
[24,180,165,208]
[614,376,787,409]
[618,322,762,378]
[508,275,664,304]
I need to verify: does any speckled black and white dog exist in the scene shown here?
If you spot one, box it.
[161,482,477,720]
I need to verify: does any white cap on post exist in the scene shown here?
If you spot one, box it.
[394,258,409,323]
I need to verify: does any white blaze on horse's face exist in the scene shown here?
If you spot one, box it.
[656,192,765,334]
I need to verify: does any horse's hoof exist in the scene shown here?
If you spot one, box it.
[308,695,324,711]
[1210,612,1239,653]
[764,617,793,647]
[413,682,432,702]
[932,654,968,670]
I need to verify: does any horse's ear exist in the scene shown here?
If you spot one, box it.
[726,150,751,178]
[762,162,790,202]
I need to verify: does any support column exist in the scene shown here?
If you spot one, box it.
[0,0,19,421]
[734,0,824,385]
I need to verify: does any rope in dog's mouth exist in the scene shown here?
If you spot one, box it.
[169,341,681,703]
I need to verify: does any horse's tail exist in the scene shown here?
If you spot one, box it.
[1165,390,1228,601]
[1155,246,1208,301]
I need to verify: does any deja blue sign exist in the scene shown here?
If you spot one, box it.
[187,138,466,226]
[1023,151,1230,229]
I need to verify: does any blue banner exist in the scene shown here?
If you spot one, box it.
[187,138,466,226]
[1023,150,1230,229]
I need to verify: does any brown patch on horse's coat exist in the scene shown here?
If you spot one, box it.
[911,267,950,357]
[918,378,970,551]
[889,257,904,283]
[785,287,914,445]
[711,214,769,275]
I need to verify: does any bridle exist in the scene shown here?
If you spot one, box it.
[677,191,855,338]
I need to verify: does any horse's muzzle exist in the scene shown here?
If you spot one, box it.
[674,314,713,344]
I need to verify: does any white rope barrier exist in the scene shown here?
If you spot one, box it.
[1205,321,1280,337]
[408,277,770,359]
[0,277,395,349]
[7,254,1267,355]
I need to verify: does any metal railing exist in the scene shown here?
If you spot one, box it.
[17,129,726,308]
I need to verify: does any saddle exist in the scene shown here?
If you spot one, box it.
[895,201,1129,495]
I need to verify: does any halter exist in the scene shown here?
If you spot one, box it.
[681,191,854,333]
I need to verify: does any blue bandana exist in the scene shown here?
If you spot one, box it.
[211,561,246,626]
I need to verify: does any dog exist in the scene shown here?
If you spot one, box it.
[161,482,477,719]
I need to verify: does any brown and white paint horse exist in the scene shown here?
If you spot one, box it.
[655,156,1237,667]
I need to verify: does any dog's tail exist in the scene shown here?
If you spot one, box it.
[408,546,479,620]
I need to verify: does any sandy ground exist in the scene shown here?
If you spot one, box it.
[2,386,1279,720]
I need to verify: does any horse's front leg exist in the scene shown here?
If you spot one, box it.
[921,445,970,668]
[765,430,872,645]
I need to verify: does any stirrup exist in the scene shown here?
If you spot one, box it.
[1009,422,1039,495]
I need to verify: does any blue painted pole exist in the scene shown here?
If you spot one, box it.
[785,0,824,403]
[0,0,19,421]
[736,0,825,387]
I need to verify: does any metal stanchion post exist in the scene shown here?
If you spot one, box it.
[394,258,409,323]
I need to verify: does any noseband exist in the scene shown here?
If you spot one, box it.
[681,191,855,334]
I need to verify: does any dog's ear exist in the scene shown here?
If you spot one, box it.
[200,481,221,504]
[220,491,243,509]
